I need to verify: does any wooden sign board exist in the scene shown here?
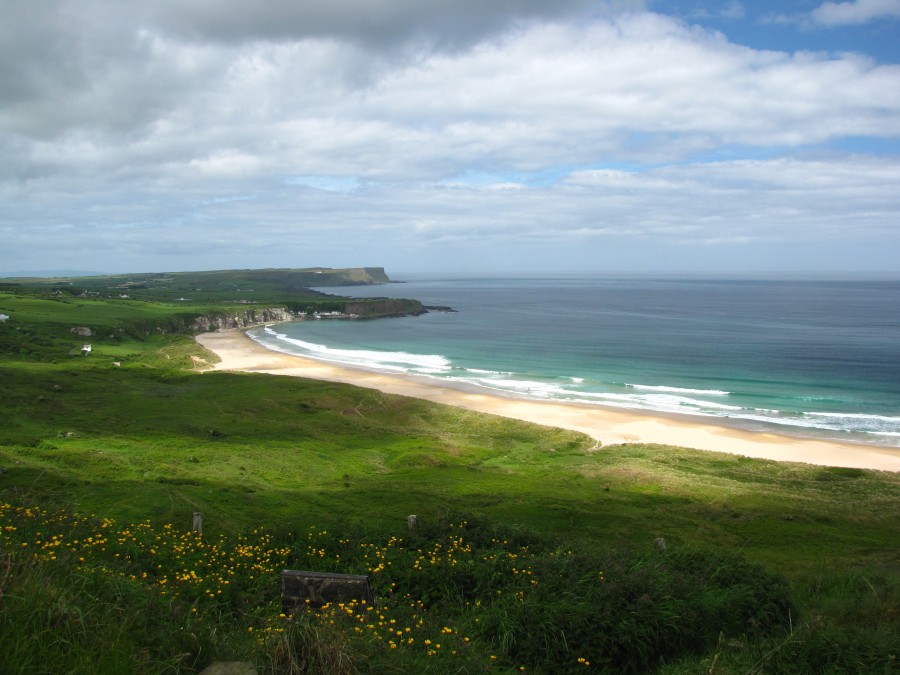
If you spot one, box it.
[281,570,374,613]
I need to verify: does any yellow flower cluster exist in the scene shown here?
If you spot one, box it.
[313,595,474,659]
[2,505,581,671]
[0,502,292,604]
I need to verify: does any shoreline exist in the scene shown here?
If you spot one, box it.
[194,329,900,473]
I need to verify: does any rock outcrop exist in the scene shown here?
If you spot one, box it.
[190,308,295,332]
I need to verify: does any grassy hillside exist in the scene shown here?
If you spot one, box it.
[0,266,393,304]
[0,285,897,673]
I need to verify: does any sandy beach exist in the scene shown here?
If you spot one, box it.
[195,329,900,472]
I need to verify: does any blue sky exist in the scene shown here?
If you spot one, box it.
[1,0,899,276]
[658,0,900,61]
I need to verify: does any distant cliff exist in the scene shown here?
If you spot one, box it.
[313,267,392,286]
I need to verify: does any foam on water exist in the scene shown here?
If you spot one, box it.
[571,391,743,414]
[467,367,514,376]
[801,412,900,434]
[804,412,900,423]
[627,384,731,396]
[259,325,451,373]
[474,377,571,398]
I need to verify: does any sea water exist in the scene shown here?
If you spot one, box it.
[247,276,900,447]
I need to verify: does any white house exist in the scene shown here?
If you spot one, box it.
[81,344,92,355]
[0,313,9,322]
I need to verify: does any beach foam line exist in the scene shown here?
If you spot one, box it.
[626,384,731,396]
[466,367,514,376]
[260,326,452,372]
[800,411,900,434]
[804,412,900,423]
[572,391,743,412]
[476,377,570,397]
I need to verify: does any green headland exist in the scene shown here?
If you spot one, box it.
[0,268,897,673]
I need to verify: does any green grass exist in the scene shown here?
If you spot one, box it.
[0,503,809,674]
[1,284,898,673]
[5,358,894,575]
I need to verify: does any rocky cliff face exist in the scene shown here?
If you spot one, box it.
[190,308,295,332]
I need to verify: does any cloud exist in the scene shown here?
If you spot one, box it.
[1,3,898,274]
[5,12,898,179]
[685,1,746,21]
[5,155,897,268]
[145,0,645,47]
[811,0,900,26]
[719,2,747,20]
[564,157,900,240]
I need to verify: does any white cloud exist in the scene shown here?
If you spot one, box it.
[1,3,899,274]
[688,1,745,21]
[5,156,897,266]
[9,12,897,187]
[145,0,645,47]
[811,0,900,26]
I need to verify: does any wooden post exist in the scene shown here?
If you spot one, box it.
[407,514,417,531]
[192,512,203,535]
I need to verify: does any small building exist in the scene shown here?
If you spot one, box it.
[81,344,92,355]
[0,313,9,322]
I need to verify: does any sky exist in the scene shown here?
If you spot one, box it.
[1,0,899,277]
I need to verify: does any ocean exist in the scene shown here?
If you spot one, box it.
[247,275,900,447]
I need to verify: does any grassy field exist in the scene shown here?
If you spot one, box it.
[0,283,898,673]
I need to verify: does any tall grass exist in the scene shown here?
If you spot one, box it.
[1,500,814,673]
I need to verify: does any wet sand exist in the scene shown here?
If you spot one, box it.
[195,330,900,472]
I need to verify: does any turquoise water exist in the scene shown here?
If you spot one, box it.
[247,276,900,447]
